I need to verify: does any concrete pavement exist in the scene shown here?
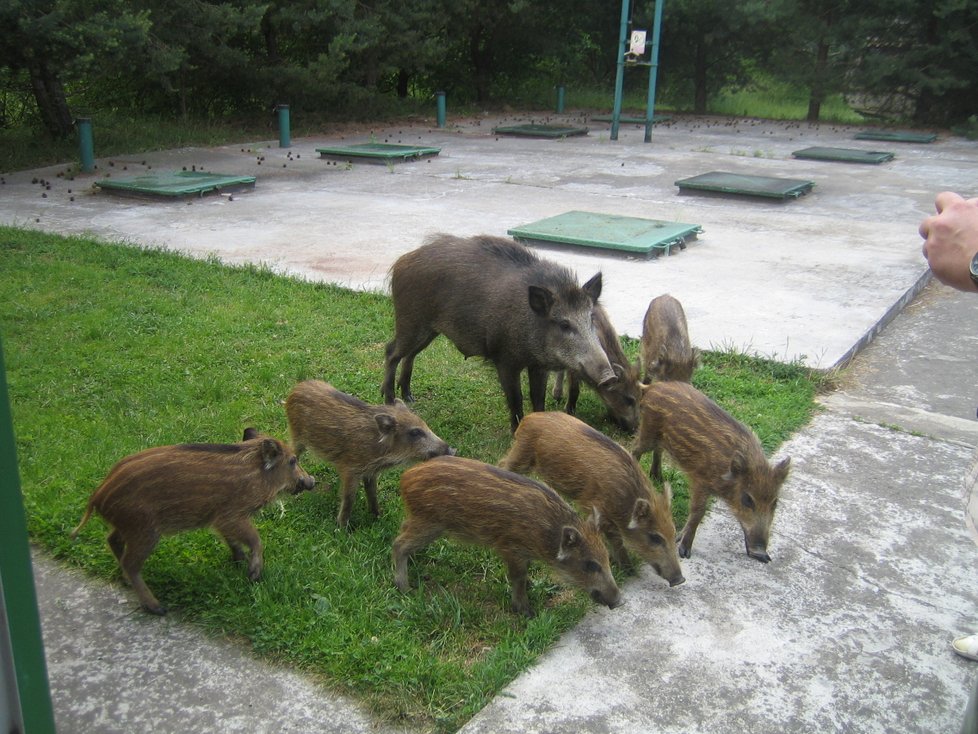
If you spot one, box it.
[5,112,978,732]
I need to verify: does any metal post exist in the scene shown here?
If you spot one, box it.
[611,0,631,141]
[556,85,565,114]
[276,104,291,148]
[644,0,665,143]
[0,335,56,734]
[436,91,446,128]
[75,117,95,173]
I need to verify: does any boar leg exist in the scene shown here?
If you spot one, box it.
[496,363,525,432]
[392,518,443,593]
[106,529,126,563]
[603,525,633,570]
[215,517,264,581]
[677,485,709,559]
[565,371,582,416]
[501,554,533,617]
[497,443,532,475]
[117,531,166,615]
[527,366,549,414]
[337,469,364,528]
[552,371,565,402]
[383,331,437,404]
[363,474,381,518]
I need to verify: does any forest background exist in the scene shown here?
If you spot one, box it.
[1,0,977,147]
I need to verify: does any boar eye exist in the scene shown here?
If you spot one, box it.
[741,492,756,510]
[584,560,602,574]
[646,532,664,546]
[558,319,574,333]
[624,395,636,407]
[408,428,425,440]
[289,456,297,467]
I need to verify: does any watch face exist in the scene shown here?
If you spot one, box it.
[971,252,978,277]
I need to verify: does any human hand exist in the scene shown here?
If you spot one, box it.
[920,191,978,292]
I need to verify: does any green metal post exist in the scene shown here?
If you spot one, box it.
[610,0,631,141]
[436,91,446,128]
[644,0,664,143]
[0,335,56,734]
[556,85,565,114]
[277,104,291,148]
[76,117,95,173]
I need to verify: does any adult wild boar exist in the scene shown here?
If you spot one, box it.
[285,380,454,528]
[642,294,699,383]
[382,234,615,432]
[632,381,791,563]
[552,302,642,431]
[500,411,684,586]
[394,455,622,616]
[70,428,315,615]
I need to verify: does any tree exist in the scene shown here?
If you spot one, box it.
[0,0,151,137]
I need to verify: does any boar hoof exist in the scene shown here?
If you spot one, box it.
[677,543,692,560]
[144,603,167,616]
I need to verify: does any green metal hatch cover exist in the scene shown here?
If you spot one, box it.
[854,130,937,143]
[675,171,815,199]
[792,147,895,164]
[96,171,256,199]
[315,143,441,163]
[508,211,701,258]
[492,124,589,138]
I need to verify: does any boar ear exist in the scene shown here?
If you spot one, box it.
[260,439,283,471]
[557,526,581,561]
[375,414,397,435]
[628,498,652,529]
[772,456,791,483]
[582,272,603,302]
[722,451,748,482]
[242,427,259,441]
[692,347,701,367]
[528,285,555,316]
[611,363,625,381]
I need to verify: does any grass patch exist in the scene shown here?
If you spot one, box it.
[1,227,821,731]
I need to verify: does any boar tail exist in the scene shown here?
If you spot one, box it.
[69,503,95,540]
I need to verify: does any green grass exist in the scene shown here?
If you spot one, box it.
[0,227,823,731]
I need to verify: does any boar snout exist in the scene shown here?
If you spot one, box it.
[651,562,685,587]
[593,588,624,609]
[746,542,772,564]
[294,473,316,493]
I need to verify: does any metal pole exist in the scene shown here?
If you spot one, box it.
[0,335,56,734]
[276,104,291,148]
[644,0,664,143]
[556,85,565,114]
[436,91,447,128]
[75,117,94,173]
[611,0,631,141]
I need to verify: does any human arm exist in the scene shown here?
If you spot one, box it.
[919,191,978,293]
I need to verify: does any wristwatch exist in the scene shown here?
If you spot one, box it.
[970,252,978,289]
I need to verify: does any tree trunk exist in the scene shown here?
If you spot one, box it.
[397,69,410,98]
[28,61,73,138]
[807,39,830,122]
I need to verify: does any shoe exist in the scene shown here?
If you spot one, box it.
[953,633,978,662]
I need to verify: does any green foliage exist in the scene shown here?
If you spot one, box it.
[2,228,821,731]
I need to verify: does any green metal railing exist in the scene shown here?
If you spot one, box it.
[0,335,56,733]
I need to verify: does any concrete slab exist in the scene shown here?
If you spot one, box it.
[33,549,410,734]
[3,114,973,369]
[459,280,978,734]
